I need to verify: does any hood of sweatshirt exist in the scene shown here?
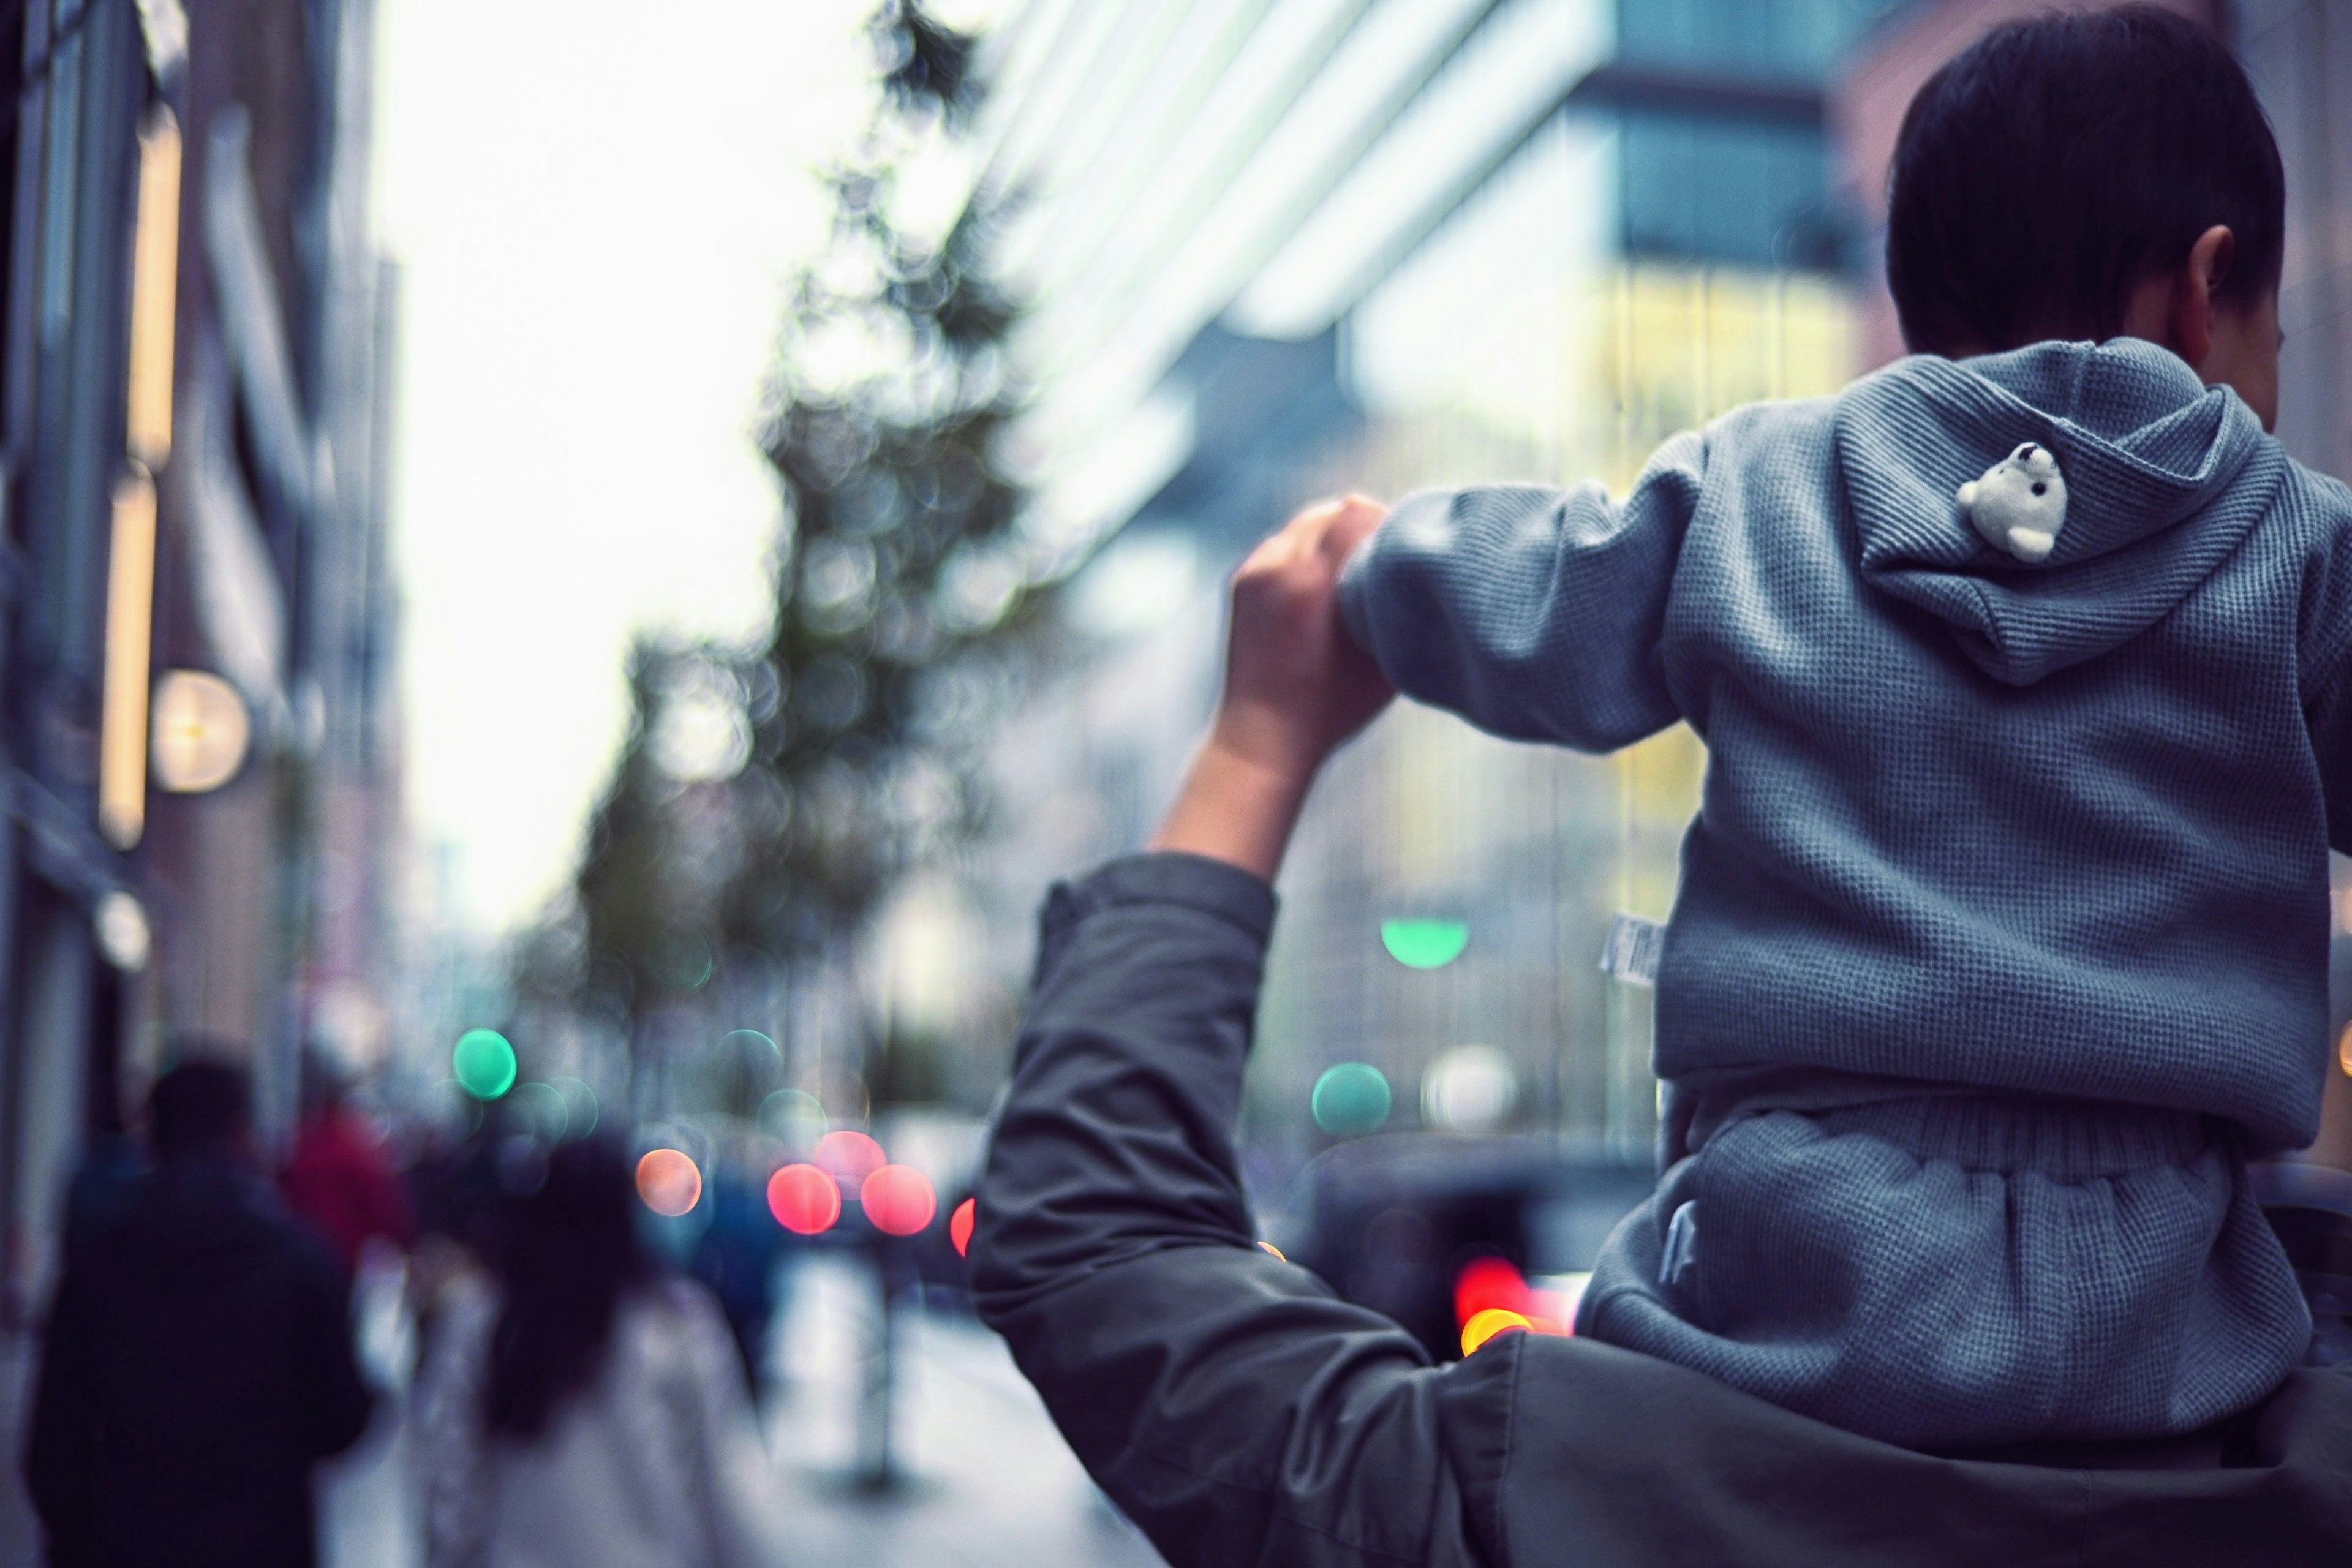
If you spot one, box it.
[1834,337,2283,686]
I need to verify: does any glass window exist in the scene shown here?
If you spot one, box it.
[1615,0,1907,83]
[1619,113,1836,270]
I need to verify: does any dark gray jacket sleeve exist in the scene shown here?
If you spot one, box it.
[1336,437,1705,752]
[969,853,1498,1568]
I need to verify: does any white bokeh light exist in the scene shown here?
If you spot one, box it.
[1420,1044,1520,1133]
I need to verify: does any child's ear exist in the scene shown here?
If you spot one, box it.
[2192,225,2237,298]
[2119,224,2233,365]
[2170,224,2236,368]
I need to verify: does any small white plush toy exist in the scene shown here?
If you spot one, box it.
[1957,441,2067,563]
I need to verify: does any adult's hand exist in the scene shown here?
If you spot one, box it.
[1148,496,1394,880]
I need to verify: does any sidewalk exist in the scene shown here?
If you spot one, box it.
[756,1255,1167,1568]
[317,1253,1165,1568]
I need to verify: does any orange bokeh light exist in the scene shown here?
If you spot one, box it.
[949,1196,976,1257]
[1461,1307,1532,1356]
[816,1128,886,1183]
[1453,1256,1530,1327]
[768,1162,841,1234]
[861,1164,937,1236]
[1258,1240,1286,1261]
[636,1148,702,1217]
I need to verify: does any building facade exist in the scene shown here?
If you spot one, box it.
[0,0,402,1362]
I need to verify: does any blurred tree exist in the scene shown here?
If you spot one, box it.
[535,2,1039,1105]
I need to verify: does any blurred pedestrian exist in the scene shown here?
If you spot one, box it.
[413,1138,788,1567]
[57,1126,146,1276]
[25,1057,372,1568]
[688,1142,788,1395]
[281,1053,415,1275]
[405,1110,514,1330]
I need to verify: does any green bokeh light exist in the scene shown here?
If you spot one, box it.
[1381,918,1468,969]
[1311,1063,1392,1137]
[453,1028,518,1100]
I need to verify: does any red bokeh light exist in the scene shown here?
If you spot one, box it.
[1453,1257,1529,1327]
[767,1162,841,1235]
[816,1129,886,1183]
[635,1149,702,1218]
[949,1196,976,1257]
[861,1164,937,1237]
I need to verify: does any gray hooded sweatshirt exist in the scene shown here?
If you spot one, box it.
[1337,337,2352,1449]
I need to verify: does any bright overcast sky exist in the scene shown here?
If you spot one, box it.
[377,0,902,932]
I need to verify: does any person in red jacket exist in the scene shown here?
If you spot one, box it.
[281,1058,415,1275]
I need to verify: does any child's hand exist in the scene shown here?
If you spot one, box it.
[1148,496,1394,880]
[1213,494,1395,779]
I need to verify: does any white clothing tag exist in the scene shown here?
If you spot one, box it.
[1659,1200,1698,1286]
[1599,912,1665,987]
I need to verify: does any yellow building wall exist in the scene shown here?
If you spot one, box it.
[1265,262,1860,1153]
[1349,258,1857,876]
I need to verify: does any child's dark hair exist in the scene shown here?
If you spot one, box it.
[1886,6,2284,356]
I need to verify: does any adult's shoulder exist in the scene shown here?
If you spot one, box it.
[1469,1334,2352,1565]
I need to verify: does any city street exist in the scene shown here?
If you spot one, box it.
[318,1256,1165,1567]
[6,1,2351,1562]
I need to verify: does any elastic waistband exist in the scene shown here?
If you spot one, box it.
[1802,1096,2217,1178]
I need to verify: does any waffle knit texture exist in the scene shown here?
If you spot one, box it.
[1336,337,2352,1447]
